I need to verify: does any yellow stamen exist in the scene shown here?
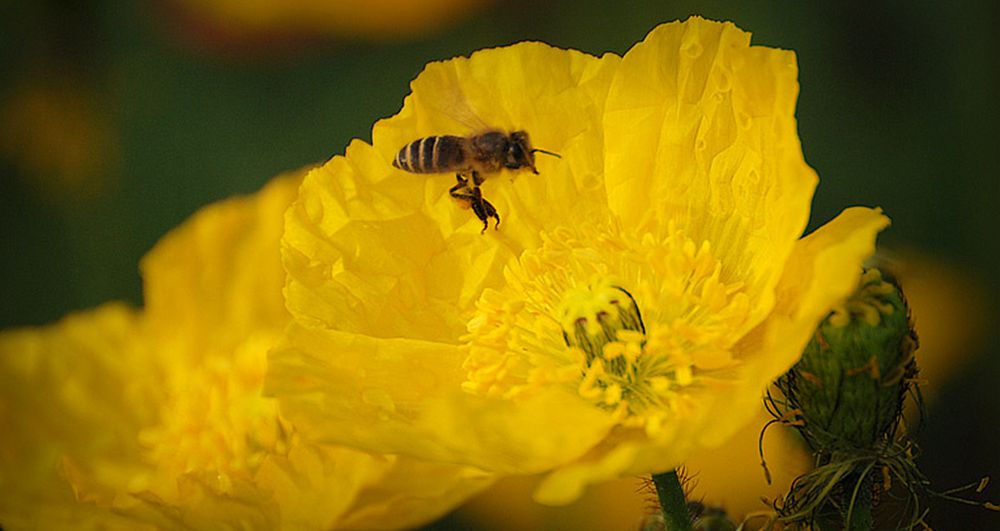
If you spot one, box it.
[461,223,750,431]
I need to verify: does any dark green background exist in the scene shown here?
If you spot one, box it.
[2,1,997,529]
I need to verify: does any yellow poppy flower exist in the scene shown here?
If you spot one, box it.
[269,17,889,506]
[0,172,491,529]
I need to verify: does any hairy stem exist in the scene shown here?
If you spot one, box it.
[652,469,692,531]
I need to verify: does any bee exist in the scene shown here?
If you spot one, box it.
[392,130,560,233]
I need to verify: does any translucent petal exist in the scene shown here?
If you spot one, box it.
[695,206,889,449]
[604,17,816,338]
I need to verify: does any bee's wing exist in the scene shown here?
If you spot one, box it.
[418,67,494,134]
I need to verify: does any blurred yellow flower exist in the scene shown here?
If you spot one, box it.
[0,172,491,529]
[0,75,118,201]
[268,17,889,506]
[881,251,990,399]
[163,0,491,48]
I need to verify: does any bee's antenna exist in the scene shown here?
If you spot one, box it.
[531,149,561,159]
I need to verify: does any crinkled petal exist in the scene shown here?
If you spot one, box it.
[282,144,481,342]
[373,42,621,244]
[283,43,620,342]
[604,17,816,337]
[254,445,386,530]
[268,323,615,473]
[117,475,280,530]
[277,42,623,475]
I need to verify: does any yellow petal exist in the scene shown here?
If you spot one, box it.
[533,439,643,505]
[698,206,890,448]
[255,445,383,529]
[253,443,493,530]
[495,408,810,522]
[336,452,494,530]
[141,170,301,351]
[284,42,619,337]
[269,322,615,474]
[372,42,620,243]
[0,304,156,529]
[604,17,816,338]
[283,144,484,342]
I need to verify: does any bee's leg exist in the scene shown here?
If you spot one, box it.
[471,193,499,234]
[471,170,485,186]
[449,173,470,195]
[449,184,499,233]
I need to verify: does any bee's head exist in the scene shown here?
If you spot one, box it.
[507,130,560,174]
[506,131,536,173]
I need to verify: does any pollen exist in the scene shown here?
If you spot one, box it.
[462,222,750,429]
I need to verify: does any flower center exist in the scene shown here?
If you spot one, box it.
[557,277,656,412]
[558,278,645,371]
[138,330,291,495]
[462,223,751,427]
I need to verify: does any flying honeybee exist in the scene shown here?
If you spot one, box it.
[392,130,559,233]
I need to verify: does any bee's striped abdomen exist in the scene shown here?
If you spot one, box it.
[393,136,466,174]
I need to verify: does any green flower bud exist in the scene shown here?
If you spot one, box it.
[770,267,997,530]
[777,268,918,452]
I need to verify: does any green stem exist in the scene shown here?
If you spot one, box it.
[845,470,873,531]
[651,470,692,531]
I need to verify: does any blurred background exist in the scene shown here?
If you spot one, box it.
[1,0,996,528]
